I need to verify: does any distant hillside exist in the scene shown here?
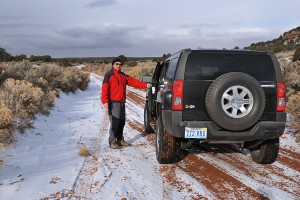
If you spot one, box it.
[245,26,300,52]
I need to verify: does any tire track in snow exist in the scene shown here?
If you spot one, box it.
[177,154,263,199]
[70,74,110,199]
[278,148,300,171]
[210,144,300,197]
[70,115,111,199]
[126,90,145,105]
[189,144,299,199]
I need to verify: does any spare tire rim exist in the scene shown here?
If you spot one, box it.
[221,85,254,118]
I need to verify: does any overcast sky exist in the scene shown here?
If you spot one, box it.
[1,0,300,58]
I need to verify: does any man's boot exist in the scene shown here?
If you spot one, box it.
[117,139,130,147]
[110,143,120,149]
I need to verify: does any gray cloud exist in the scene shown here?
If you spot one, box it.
[0,15,30,21]
[1,23,147,57]
[51,24,145,48]
[0,22,44,29]
[0,22,281,57]
[57,24,143,38]
[86,0,118,8]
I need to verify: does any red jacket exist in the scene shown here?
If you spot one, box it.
[101,68,147,104]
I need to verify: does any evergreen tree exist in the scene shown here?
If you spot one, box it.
[0,47,13,61]
[117,55,127,64]
[14,54,27,61]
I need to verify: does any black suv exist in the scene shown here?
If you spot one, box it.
[142,48,286,164]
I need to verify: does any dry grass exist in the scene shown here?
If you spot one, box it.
[78,145,90,157]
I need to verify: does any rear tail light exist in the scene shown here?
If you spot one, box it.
[172,80,184,110]
[277,82,286,111]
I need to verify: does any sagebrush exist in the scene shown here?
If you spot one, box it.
[277,52,300,138]
[0,61,90,144]
[286,92,300,134]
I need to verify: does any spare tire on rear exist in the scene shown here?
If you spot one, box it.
[205,72,265,131]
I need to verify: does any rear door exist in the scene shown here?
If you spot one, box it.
[183,52,277,121]
[148,62,163,118]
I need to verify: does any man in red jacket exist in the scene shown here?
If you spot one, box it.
[101,58,150,149]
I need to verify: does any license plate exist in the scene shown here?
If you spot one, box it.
[185,127,207,139]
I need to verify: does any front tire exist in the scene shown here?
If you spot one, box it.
[155,115,179,164]
[250,138,279,164]
[144,103,154,133]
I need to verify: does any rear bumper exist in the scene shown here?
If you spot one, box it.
[162,110,286,141]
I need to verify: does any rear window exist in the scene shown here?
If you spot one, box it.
[185,53,275,81]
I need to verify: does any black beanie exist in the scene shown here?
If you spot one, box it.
[112,58,122,66]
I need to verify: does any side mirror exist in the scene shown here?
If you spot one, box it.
[142,75,152,83]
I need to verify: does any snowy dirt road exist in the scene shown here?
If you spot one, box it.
[0,73,299,200]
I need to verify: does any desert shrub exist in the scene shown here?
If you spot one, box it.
[77,71,90,91]
[283,61,300,97]
[39,90,57,115]
[287,92,300,134]
[127,65,155,80]
[0,100,14,143]
[25,73,52,93]
[127,61,138,67]
[0,65,6,84]
[24,68,59,114]
[58,67,90,93]
[59,69,82,93]
[0,78,44,131]
[127,60,156,80]
[68,67,89,91]
[57,58,72,67]
[29,64,62,90]
[4,60,33,80]
[82,64,112,76]
[23,63,90,93]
